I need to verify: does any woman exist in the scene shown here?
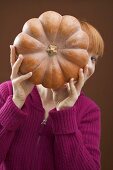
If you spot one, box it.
[0,21,104,170]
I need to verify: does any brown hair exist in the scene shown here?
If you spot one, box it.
[80,21,104,58]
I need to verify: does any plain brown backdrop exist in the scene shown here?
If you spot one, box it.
[0,0,113,169]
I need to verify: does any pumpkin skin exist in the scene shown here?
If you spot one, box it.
[13,11,89,89]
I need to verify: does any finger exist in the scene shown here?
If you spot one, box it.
[51,88,58,93]
[10,45,17,67]
[76,68,85,92]
[66,82,70,92]
[69,78,76,96]
[84,64,88,76]
[83,64,89,82]
[11,55,24,79]
[13,72,32,84]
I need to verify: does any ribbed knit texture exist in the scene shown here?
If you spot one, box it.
[0,80,101,170]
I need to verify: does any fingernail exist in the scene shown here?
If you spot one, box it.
[28,72,32,76]
[19,54,23,59]
[10,45,13,49]
[71,78,74,81]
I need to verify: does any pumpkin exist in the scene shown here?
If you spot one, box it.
[13,11,89,89]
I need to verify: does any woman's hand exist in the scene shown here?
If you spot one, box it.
[51,65,88,111]
[10,45,34,108]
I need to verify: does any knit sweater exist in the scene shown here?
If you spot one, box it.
[0,80,101,170]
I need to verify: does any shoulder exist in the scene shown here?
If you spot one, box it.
[0,80,12,100]
[76,91,101,119]
[80,91,100,110]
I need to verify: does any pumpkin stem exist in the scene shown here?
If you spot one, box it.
[46,44,57,56]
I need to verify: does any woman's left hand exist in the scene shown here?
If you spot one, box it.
[51,65,88,111]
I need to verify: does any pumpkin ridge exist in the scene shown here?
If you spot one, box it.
[56,54,70,82]
[65,30,89,49]
[22,18,50,46]
[14,32,46,55]
[32,57,47,74]
[61,49,88,67]
[23,32,46,49]
[39,19,51,44]
[30,57,48,84]
[39,11,62,44]
[42,56,65,89]
[53,16,63,44]
[40,58,53,87]
[51,56,65,87]
[55,15,80,44]
[39,15,62,57]
[20,54,46,74]
[57,54,80,82]
[25,30,47,47]
[60,50,82,68]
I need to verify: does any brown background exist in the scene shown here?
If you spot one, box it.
[0,0,113,169]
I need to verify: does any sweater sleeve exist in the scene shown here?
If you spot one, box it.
[49,102,101,170]
[0,81,28,164]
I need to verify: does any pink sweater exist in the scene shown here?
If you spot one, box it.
[0,80,101,170]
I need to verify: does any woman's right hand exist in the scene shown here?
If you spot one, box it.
[10,45,34,108]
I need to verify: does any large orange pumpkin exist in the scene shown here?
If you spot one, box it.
[13,11,89,89]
